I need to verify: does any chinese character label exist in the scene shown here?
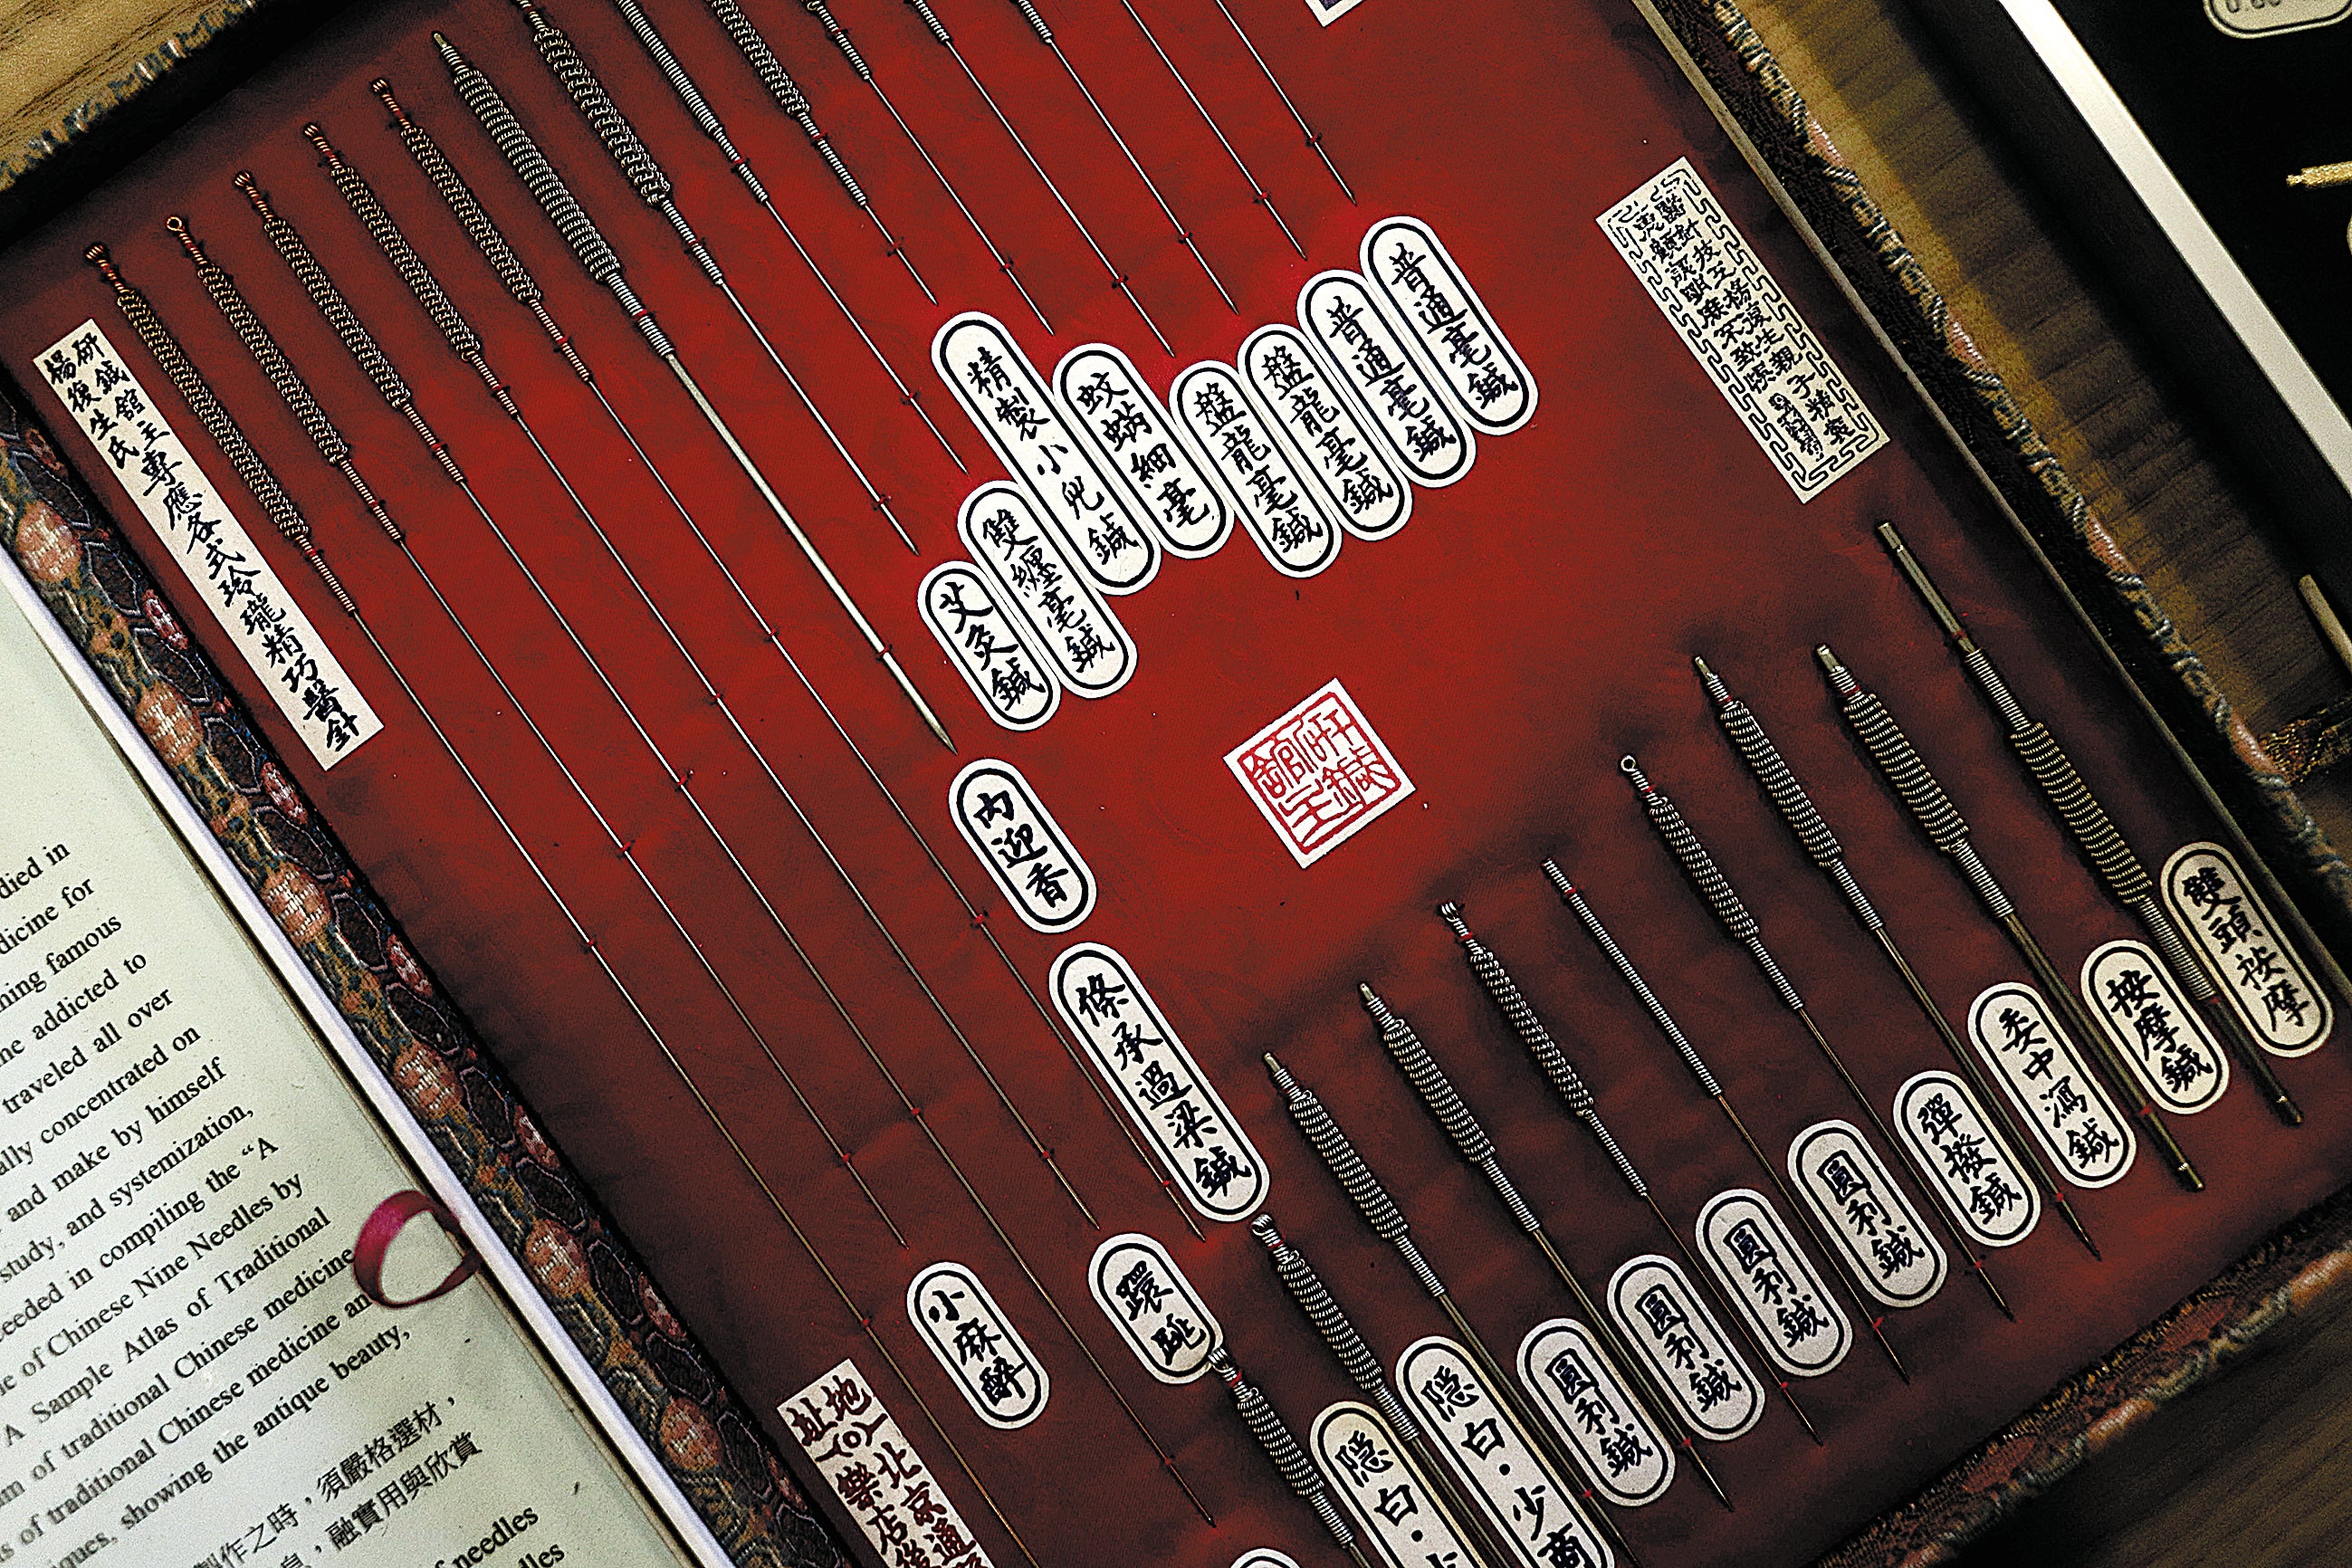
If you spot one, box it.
[949,759,1097,932]
[1514,1318,1673,1507]
[1893,1071,2041,1248]
[1786,1123,1946,1309]
[1360,215,1536,437]
[1396,1336,1611,1568]
[933,312,1160,593]
[1966,982,2137,1187]
[1050,942,1268,1222]
[1300,0,1366,25]
[907,1262,1050,1429]
[2162,842,2331,1056]
[956,482,1138,699]
[1694,1189,1850,1376]
[1596,161,1887,500]
[1298,269,1476,488]
[1605,1256,1762,1442]
[2080,939,2230,1114]
[1171,360,1342,578]
[1310,1402,1486,1568]
[919,562,1060,731]
[1225,679,1415,868]
[2206,0,2347,35]
[782,1358,995,1567]
[34,320,381,768]
[1087,1232,1222,1383]
[1239,324,1411,540]
[1053,342,1234,558]
[1232,1554,1304,1568]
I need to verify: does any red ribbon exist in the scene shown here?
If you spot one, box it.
[353,1190,480,1308]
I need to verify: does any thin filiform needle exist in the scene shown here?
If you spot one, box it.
[1105,0,1303,254]
[1205,0,1354,202]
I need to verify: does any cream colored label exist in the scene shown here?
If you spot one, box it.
[784,1359,995,1566]
[2162,842,2331,1056]
[2205,0,2347,35]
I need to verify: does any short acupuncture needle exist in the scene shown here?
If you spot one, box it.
[1620,754,2012,1319]
[598,0,965,468]
[436,33,953,750]
[1105,0,1303,254]
[1209,1350,1377,1568]
[887,0,1173,353]
[1438,901,1821,1443]
[1695,655,2101,1257]
[1205,0,1354,202]
[372,78,1204,1244]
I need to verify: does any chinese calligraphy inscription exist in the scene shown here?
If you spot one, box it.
[2162,843,2331,1056]
[956,483,1137,699]
[918,562,1059,731]
[1224,679,1416,868]
[1359,216,1537,437]
[1310,1401,1485,1568]
[35,320,381,768]
[1694,1189,1850,1376]
[1596,160,1887,501]
[907,1261,1051,1430]
[1514,1318,1673,1507]
[949,760,1097,932]
[1050,943,1268,1221]
[1054,343,1234,558]
[1087,1232,1222,1383]
[1171,360,1342,578]
[1238,324,1410,540]
[1967,983,2137,1187]
[1786,1123,1947,1309]
[782,1359,995,1567]
[1298,269,1475,488]
[2080,939,2230,1114]
[1395,1337,1611,1568]
[1604,1256,1762,1442]
[1893,1071,2041,1248]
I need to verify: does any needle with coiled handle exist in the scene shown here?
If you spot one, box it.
[1208,1349,1375,1568]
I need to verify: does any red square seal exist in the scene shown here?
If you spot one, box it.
[1224,679,1416,866]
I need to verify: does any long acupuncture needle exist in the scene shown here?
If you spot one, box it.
[1204,0,1353,202]
[507,4,919,550]
[598,0,965,469]
[998,0,1240,311]
[1106,0,1302,254]
[781,0,1052,330]
[291,135,1103,1236]
[1209,1350,1377,1568]
[436,33,952,750]
[90,244,1023,1563]
[372,78,1206,1244]
[889,0,1173,352]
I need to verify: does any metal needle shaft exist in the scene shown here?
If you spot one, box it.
[1107,0,1303,254]
[1205,0,1354,202]
[1209,1350,1376,1568]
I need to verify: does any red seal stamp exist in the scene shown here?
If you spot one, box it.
[1224,678,1413,867]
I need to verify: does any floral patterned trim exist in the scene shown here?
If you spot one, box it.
[0,387,847,1568]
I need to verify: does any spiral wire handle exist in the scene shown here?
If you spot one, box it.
[1820,644,2204,1191]
[1877,521,2302,1126]
[1695,655,2099,1257]
[1209,1350,1374,1568]
[437,33,951,748]
[1359,983,1731,1508]
[1620,754,2013,1318]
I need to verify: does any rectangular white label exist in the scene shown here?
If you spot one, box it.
[783,1359,994,1567]
[34,320,380,767]
[1598,160,1888,500]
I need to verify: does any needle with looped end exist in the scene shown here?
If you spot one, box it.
[1103,0,1302,255]
[723,0,1050,334]
[1619,753,2013,1321]
[501,5,920,552]
[435,33,953,751]
[1203,0,1354,203]
[595,0,965,468]
[1357,982,1733,1510]
[1540,860,1911,1382]
[1266,1053,1639,1568]
[81,247,1035,1568]
[1694,655,2101,1258]
[371,78,1204,1245]
[994,0,1240,311]
[1819,644,2205,1194]
[1207,1349,1375,1568]
[1253,1215,1518,1568]
[877,0,1172,355]
[1437,900,1821,1443]
[1878,521,2303,1127]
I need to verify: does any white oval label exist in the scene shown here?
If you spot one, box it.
[2081,939,2229,1113]
[2206,0,2347,35]
[1360,215,1536,436]
[1049,943,1267,1221]
[1232,1554,1302,1568]
[1396,1337,1610,1568]
[906,1260,1048,1429]
[1605,1255,1761,1442]
[1787,1122,1946,1309]
[956,482,1137,699]
[1311,1402,1484,1568]
[1515,1318,1673,1507]
[1239,324,1411,540]
[1967,982,2137,1187]
[1695,1188,1850,1375]
[1298,269,1475,487]
[1053,342,1234,558]
[918,561,1059,731]
[933,311,1160,593]
[1893,1071,2041,1248]
[949,759,1096,933]
[1087,1233,1220,1383]
[1171,360,1343,578]
[2162,842,2331,1056]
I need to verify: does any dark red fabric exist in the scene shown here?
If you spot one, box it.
[354,1188,481,1308]
[4,2,2348,1564]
